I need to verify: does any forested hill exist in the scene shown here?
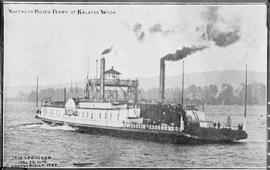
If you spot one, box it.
[4,70,266,97]
[139,70,266,90]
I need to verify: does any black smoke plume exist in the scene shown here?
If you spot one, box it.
[199,6,241,47]
[162,45,207,61]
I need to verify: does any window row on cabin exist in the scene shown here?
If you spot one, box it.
[42,107,121,121]
[43,108,64,116]
[78,110,120,120]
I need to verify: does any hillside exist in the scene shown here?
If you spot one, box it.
[139,70,266,90]
[4,70,266,97]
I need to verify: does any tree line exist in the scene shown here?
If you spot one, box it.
[6,82,266,106]
[7,87,84,103]
[140,82,266,105]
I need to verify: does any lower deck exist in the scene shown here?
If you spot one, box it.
[36,115,247,145]
[40,105,142,128]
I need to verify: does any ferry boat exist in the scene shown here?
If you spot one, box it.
[35,56,248,144]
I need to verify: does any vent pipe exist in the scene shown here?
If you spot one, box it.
[100,57,105,99]
[36,76,38,107]
[64,87,66,102]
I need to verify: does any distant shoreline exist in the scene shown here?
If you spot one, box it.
[3,101,267,107]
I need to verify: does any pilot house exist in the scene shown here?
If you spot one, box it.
[105,66,121,79]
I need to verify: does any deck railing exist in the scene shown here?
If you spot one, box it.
[202,121,241,130]
[122,122,182,132]
[122,121,242,132]
[89,78,138,87]
[217,123,240,130]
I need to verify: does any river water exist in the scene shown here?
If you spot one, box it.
[3,102,266,168]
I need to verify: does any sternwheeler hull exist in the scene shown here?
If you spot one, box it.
[36,116,247,145]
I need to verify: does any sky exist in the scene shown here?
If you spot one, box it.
[4,4,267,86]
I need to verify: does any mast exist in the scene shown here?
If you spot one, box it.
[36,76,38,108]
[64,87,66,102]
[243,64,247,131]
[244,64,247,118]
[71,70,73,98]
[181,60,184,107]
[86,55,90,98]
[180,61,185,132]
[96,59,98,79]
[87,55,89,80]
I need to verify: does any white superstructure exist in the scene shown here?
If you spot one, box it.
[39,98,142,128]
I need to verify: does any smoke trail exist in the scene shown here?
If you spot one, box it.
[138,32,145,41]
[149,24,162,33]
[162,45,207,61]
[211,28,240,47]
[101,46,113,55]
[131,22,176,41]
[199,6,241,47]
[133,23,142,33]
[133,23,145,41]
[149,23,175,35]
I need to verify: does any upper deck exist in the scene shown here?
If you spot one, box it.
[88,78,138,88]
[41,99,138,110]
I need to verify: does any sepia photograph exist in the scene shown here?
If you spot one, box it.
[2,2,267,168]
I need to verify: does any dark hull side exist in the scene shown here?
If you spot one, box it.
[36,116,247,145]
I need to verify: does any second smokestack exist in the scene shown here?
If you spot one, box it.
[100,57,105,99]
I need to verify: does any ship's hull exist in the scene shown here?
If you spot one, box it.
[36,116,247,145]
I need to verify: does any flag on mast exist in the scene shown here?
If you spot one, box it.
[101,46,113,55]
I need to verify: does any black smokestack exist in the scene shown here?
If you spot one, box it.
[159,45,207,103]
[159,58,165,102]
